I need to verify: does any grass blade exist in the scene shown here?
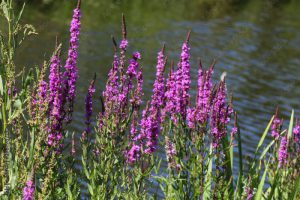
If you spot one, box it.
[289,173,300,200]
[256,116,274,154]
[255,161,269,200]
[203,144,213,200]
[287,109,294,141]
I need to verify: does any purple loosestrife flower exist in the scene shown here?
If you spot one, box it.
[103,53,119,109]
[119,15,128,84]
[175,33,191,120]
[49,50,61,108]
[119,39,128,50]
[245,187,254,200]
[271,108,282,139]
[64,1,81,121]
[278,135,288,167]
[196,62,214,123]
[211,81,232,148]
[151,48,166,109]
[143,47,166,154]
[165,137,177,168]
[127,52,143,107]
[164,63,177,122]
[293,119,300,144]
[187,62,215,129]
[144,112,160,154]
[187,107,196,128]
[38,80,48,105]
[230,127,238,137]
[22,180,34,200]
[127,145,141,164]
[82,77,96,140]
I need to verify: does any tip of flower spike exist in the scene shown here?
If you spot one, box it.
[100,95,105,114]
[161,43,166,54]
[111,35,118,52]
[169,60,174,74]
[163,57,168,73]
[55,36,58,48]
[275,106,279,117]
[122,13,127,39]
[77,0,81,9]
[91,73,96,85]
[198,57,203,70]
[185,30,191,43]
[234,112,238,127]
[210,58,217,71]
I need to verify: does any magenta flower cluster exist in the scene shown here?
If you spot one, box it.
[293,120,300,144]
[271,108,282,139]
[82,78,96,140]
[64,5,81,121]
[175,42,191,120]
[44,2,82,149]
[22,180,34,200]
[278,135,288,167]
[187,63,214,129]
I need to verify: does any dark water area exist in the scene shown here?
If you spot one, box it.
[14,0,300,177]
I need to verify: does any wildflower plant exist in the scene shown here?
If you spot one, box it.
[0,0,299,199]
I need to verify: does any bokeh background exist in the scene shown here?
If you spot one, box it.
[13,0,300,163]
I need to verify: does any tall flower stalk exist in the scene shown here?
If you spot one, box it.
[82,75,96,141]
[64,0,82,122]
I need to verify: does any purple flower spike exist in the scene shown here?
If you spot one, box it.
[164,61,177,122]
[175,34,191,120]
[103,52,120,114]
[278,135,288,167]
[151,46,166,110]
[245,187,254,200]
[82,76,96,140]
[230,127,238,137]
[119,39,128,50]
[271,107,282,140]
[127,145,141,164]
[38,80,48,105]
[49,49,61,109]
[22,180,35,200]
[143,46,166,154]
[211,81,232,148]
[165,137,177,168]
[293,119,300,144]
[64,1,81,121]
[127,52,143,107]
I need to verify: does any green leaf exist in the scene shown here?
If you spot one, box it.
[267,168,280,200]
[255,161,269,200]
[256,116,274,154]
[289,173,300,200]
[13,99,22,109]
[287,110,294,141]
[259,140,275,160]
[0,75,3,95]
[16,2,25,24]
[203,144,213,200]
[237,124,244,196]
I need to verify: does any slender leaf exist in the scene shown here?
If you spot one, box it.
[289,173,300,200]
[287,110,294,141]
[255,161,269,200]
[256,116,274,154]
[203,144,213,200]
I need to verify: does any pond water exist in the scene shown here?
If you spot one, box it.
[15,0,300,180]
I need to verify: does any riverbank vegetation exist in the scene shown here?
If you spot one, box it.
[0,0,299,199]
